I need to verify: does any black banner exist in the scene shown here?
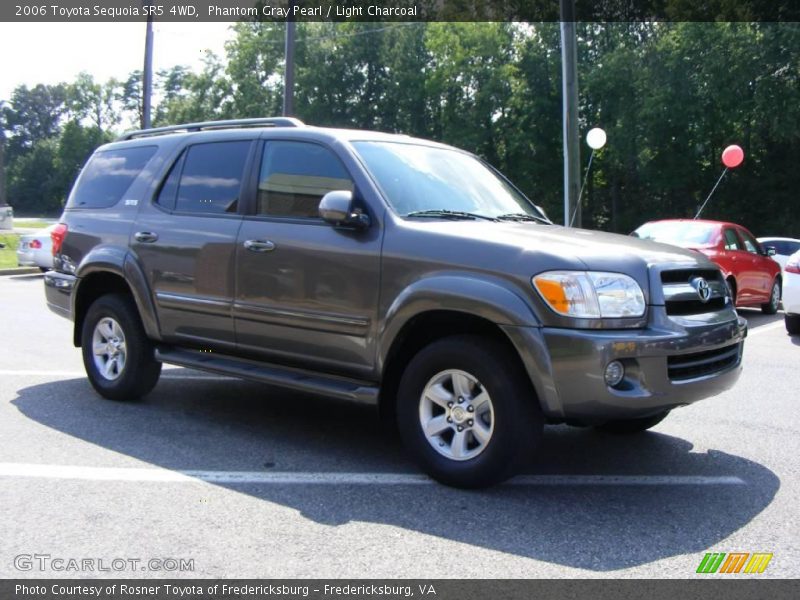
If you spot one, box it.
[3,1,800,23]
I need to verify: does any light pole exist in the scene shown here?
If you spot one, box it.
[560,0,581,227]
[283,2,296,117]
[142,2,154,129]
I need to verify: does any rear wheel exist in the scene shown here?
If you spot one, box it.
[786,314,800,336]
[595,410,670,434]
[761,279,781,315]
[396,335,543,488]
[81,293,161,401]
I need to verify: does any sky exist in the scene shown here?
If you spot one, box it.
[0,22,234,102]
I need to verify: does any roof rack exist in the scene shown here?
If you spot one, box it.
[116,117,305,141]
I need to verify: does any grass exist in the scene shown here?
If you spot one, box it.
[0,233,20,269]
[12,219,51,229]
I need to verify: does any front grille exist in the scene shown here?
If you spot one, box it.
[661,269,720,285]
[660,268,728,316]
[667,343,741,381]
[665,297,726,315]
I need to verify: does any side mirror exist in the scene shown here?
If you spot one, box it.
[766,246,777,257]
[319,191,370,230]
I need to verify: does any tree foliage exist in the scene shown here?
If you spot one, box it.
[0,22,798,236]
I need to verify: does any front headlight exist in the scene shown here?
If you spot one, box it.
[532,271,646,319]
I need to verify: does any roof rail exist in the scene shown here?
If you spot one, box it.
[116,117,305,141]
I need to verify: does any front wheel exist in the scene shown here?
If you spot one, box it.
[761,279,781,315]
[81,293,161,401]
[595,410,670,434]
[396,335,543,488]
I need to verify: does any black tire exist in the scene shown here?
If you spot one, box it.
[396,335,543,488]
[81,293,161,401]
[38,267,49,273]
[786,314,800,336]
[761,279,781,315]
[595,410,670,434]
[726,278,737,306]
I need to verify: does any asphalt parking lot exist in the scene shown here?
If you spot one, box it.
[1,273,798,579]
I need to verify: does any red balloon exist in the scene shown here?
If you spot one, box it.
[722,144,744,168]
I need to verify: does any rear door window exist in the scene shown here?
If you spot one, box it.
[67,146,157,208]
[173,141,252,214]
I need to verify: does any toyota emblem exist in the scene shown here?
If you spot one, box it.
[692,277,712,303]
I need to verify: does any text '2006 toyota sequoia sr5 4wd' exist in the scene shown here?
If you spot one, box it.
[44,118,747,488]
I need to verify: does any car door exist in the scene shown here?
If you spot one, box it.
[738,227,773,302]
[233,139,382,379]
[132,139,255,350]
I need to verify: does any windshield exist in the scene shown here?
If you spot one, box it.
[633,221,718,247]
[352,141,548,221]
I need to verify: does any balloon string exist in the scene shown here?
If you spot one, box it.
[694,167,729,220]
[569,149,594,227]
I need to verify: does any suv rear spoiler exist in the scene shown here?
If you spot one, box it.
[117,117,305,141]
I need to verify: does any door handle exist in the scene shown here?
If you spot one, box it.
[134,231,159,243]
[244,239,276,253]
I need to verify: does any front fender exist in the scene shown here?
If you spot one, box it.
[378,274,541,370]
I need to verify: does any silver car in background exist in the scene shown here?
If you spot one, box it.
[17,225,55,271]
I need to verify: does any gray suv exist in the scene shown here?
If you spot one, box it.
[44,118,747,488]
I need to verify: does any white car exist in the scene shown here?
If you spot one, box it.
[783,250,800,335]
[16,225,55,271]
[758,237,800,271]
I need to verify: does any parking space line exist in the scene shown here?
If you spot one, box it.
[747,321,786,336]
[0,463,745,486]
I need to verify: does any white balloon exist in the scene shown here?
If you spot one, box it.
[586,127,607,150]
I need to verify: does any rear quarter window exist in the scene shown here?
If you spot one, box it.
[66,146,157,209]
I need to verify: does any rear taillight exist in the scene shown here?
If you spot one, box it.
[51,223,68,256]
[29,239,42,249]
[786,261,800,275]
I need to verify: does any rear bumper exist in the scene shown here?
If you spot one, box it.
[17,248,53,269]
[502,311,747,422]
[43,271,76,320]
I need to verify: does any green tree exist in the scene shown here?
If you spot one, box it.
[2,84,67,155]
[67,72,120,130]
[225,21,285,117]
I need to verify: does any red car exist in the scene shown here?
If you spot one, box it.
[633,219,782,314]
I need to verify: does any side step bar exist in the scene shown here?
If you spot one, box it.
[154,347,379,406]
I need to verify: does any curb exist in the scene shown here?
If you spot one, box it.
[0,267,41,276]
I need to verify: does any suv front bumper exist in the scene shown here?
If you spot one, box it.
[502,313,747,422]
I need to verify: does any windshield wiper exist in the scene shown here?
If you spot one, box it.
[405,209,498,222]
[495,212,550,224]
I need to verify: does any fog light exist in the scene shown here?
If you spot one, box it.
[604,360,625,387]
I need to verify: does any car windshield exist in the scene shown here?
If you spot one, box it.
[352,141,548,221]
[633,221,718,247]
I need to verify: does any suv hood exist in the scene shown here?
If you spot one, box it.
[411,220,712,267]
[400,220,719,302]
